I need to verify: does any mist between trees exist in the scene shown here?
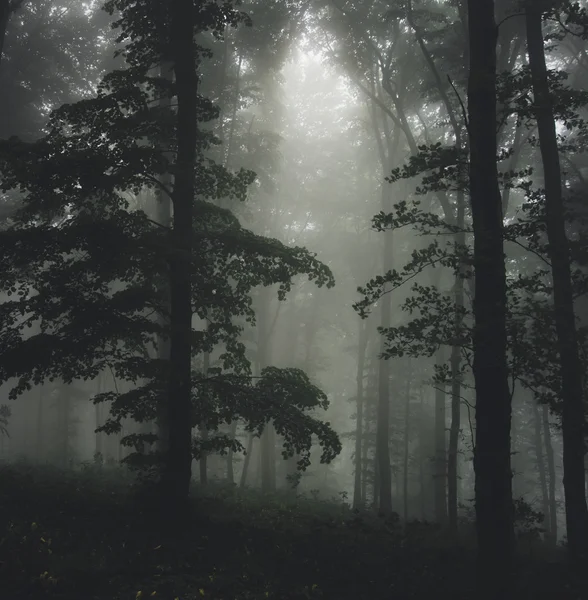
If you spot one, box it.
[1,1,588,599]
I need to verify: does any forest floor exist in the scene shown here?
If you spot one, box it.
[0,463,586,600]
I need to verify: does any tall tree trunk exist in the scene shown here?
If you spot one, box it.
[353,321,368,509]
[361,405,369,505]
[260,424,275,493]
[35,384,44,463]
[419,384,426,519]
[60,390,69,469]
[403,359,412,522]
[543,405,558,545]
[532,400,550,542]
[409,13,468,532]
[373,453,380,511]
[525,2,588,562]
[367,74,400,516]
[376,183,393,515]
[257,289,275,494]
[163,0,197,505]
[448,343,462,537]
[199,350,210,485]
[468,0,514,591]
[376,282,393,513]
[434,348,447,524]
[240,433,254,488]
[448,190,465,536]
[156,59,174,457]
[199,425,208,484]
[226,420,238,483]
[94,375,103,459]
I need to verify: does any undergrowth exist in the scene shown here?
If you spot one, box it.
[0,463,585,599]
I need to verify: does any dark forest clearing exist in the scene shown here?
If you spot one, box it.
[0,463,584,600]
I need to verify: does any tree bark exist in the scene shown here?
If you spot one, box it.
[156,60,174,457]
[376,215,393,515]
[525,2,588,562]
[542,405,558,546]
[94,375,103,460]
[199,350,210,485]
[361,397,369,504]
[35,384,44,463]
[257,289,275,494]
[532,399,550,542]
[434,348,447,524]
[403,359,412,522]
[60,389,70,469]
[353,320,368,509]
[418,384,426,519]
[448,206,465,537]
[226,420,238,484]
[467,0,514,591]
[162,0,198,506]
[239,433,254,488]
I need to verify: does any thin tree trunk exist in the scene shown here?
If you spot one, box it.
[60,391,69,469]
[163,0,198,505]
[361,411,369,505]
[35,384,44,463]
[468,0,514,591]
[199,350,210,485]
[199,426,208,484]
[448,263,464,536]
[367,74,400,516]
[353,321,368,509]
[376,292,393,514]
[434,348,447,524]
[448,185,466,539]
[373,453,380,512]
[94,375,103,460]
[419,384,426,520]
[403,359,412,522]
[543,405,557,545]
[226,420,238,483]
[257,289,275,494]
[409,0,469,536]
[240,433,254,488]
[526,2,588,561]
[532,400,550,541]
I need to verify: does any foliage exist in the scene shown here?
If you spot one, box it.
[0,0,338,472]
[352,14,588,418]
[1,464,585,599]
[513,497,545,541]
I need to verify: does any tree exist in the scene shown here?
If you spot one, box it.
[161,0,199,505]
[467,0,514,591]
[525,0,588,561]
[0,0,341,508]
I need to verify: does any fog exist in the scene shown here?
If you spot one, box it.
[1,2,587,587]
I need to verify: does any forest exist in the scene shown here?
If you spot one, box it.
[1,0,588,598]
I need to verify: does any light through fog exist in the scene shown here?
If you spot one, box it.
[2,3,588,596]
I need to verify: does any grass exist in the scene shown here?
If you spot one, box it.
[0,462,585,599]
